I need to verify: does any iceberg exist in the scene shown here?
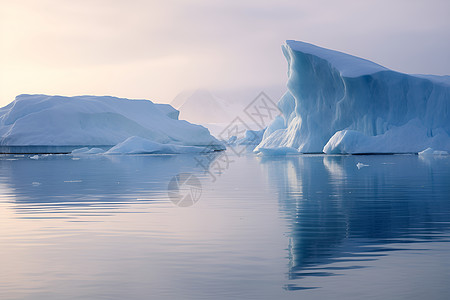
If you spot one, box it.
[256,40,450,154]
[0,94,224,153]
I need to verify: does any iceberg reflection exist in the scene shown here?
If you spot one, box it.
[260,154,450,286]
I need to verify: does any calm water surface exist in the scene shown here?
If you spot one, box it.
[0,150,449,299]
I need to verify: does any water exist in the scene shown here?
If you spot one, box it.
[0,150,449,299]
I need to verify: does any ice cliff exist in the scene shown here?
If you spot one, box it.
[0,94,224,151]
[255,40,450,154]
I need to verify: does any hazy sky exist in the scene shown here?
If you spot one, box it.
[1,0,449,107]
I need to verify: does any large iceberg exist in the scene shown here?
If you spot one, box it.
[255,40,450,154]
[0,94,224,153]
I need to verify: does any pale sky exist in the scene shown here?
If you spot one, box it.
[1,0,449,107]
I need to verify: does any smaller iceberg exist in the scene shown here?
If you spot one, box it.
[0,94,225,154]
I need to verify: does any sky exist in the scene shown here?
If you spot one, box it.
[1,0,449,107]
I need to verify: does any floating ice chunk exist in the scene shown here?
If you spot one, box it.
[72,147,105,155]
[71,147,89,154]
[323,120,450,154]
[418,148,449,157]
[256,147,299,156]
[356,162,369,169]
[105,136,214,155]
[30,155,39,160]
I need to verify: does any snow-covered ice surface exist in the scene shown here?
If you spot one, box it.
[0,94,224,153]
[256,40,450,154]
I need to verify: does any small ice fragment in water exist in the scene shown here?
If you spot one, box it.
[30,155,39,160]
[418,148,449,157]
[356,162,369,169]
